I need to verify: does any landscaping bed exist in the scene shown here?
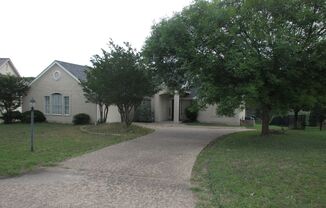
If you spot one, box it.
[192,128,326,208]
[0,123,153,176]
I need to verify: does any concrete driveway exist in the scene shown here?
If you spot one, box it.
[0,124,244,208]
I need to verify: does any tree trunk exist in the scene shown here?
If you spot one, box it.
[319,117,324,131]
[98,103,104,123]
[293,109,300,129]
[261,107,270,136]
[103,105,109,123]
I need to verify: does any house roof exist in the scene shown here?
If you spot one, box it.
[0,58,20,77]
[55,60,87,81]
[0,58,9,66]
[29,60,88,86]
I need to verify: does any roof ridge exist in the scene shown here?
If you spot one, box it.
[55,60,86,68]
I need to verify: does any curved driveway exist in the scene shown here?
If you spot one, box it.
[0,124,244,208]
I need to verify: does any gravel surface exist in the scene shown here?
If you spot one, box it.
[0,124,245,208]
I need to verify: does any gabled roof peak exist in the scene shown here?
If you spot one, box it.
[0,58,21,77]
[29,60,88,86]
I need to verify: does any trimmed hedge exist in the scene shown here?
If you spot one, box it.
[73,113,90,125]
[21,110,46,123]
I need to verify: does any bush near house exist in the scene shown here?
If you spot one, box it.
[0,111,22,123]
[21,110,46,123]
[134,100,153,122]
[73,113,91,125]
[185,103,199,122]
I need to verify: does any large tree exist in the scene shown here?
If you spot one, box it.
[85,41,157,127]
[142,15,194,94]
[144,0,326,135]
[81,57,112,123]
[0,75,29,123]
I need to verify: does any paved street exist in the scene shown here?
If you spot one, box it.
[0,124,244,208]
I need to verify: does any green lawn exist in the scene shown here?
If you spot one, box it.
[0,123,153,176]
[192,127,326,208]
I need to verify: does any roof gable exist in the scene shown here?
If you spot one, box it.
[55,60,87,81]
[0,58,20,77]
[29,60,88,86]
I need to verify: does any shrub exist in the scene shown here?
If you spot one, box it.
[21,110,46,123]
[270,116,289,127]
[73,113,90,125]
[185,103,199,122]
[134,100,153,122]
[1,111,22,124]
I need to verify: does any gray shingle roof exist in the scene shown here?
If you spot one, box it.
[56,60,88,81]
[0,58,9,67]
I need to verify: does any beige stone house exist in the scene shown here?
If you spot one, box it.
[22,60,120,123]
[0,58,20,76]
[150,90,245,125]
[23,60,245,125]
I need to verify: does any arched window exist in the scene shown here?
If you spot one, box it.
[51,93,62,114]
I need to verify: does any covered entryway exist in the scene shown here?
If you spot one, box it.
[153,91,193,123]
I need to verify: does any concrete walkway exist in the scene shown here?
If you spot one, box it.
[0,124,244,208]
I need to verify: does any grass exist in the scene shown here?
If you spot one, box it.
[82,122,152,135]
[0,123,153,176]
[184,121,239,127]
[192,127,326,208]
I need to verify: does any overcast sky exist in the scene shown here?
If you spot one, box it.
[1,0,193,77]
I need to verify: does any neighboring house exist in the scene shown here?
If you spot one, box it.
[0,58,20,77]
[24,60,245,125]
[0,58,21,116]
[22,60,121,123]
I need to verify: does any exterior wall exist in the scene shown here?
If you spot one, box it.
[96,105,121,123]
[22,64,98,123]
[160,95,172,121]
[153,91,172,122]
[197,105,245,126]
[0,62,18,76]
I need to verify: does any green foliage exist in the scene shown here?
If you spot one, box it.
[185,102,199,122]
[133,99,153,122]
[145,0,326,135]
[1,111,22,124]
[21,110,46,123]
[81,65,110,123]
[0,75,29,123]
[73,113,91,125]
[87,40,158,127]
[143,16,193,92]
[309,98,326,130]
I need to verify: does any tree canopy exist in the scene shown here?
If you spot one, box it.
[82,41,157,126]
[0,75,29,123]
[143,0,326,135]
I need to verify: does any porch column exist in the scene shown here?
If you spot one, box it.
[154,94,161,122]
[173,91,180,123]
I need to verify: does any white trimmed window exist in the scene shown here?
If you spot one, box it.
[51,93,62,115]
[45,96,50,114]
[64,96,70,115]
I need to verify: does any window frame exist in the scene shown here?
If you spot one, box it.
[51,93,63,115]
[64,96,70,115]
[44,96,50,114]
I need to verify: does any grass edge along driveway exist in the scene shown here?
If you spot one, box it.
[191,128,326,208]
[0,123,153,176]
